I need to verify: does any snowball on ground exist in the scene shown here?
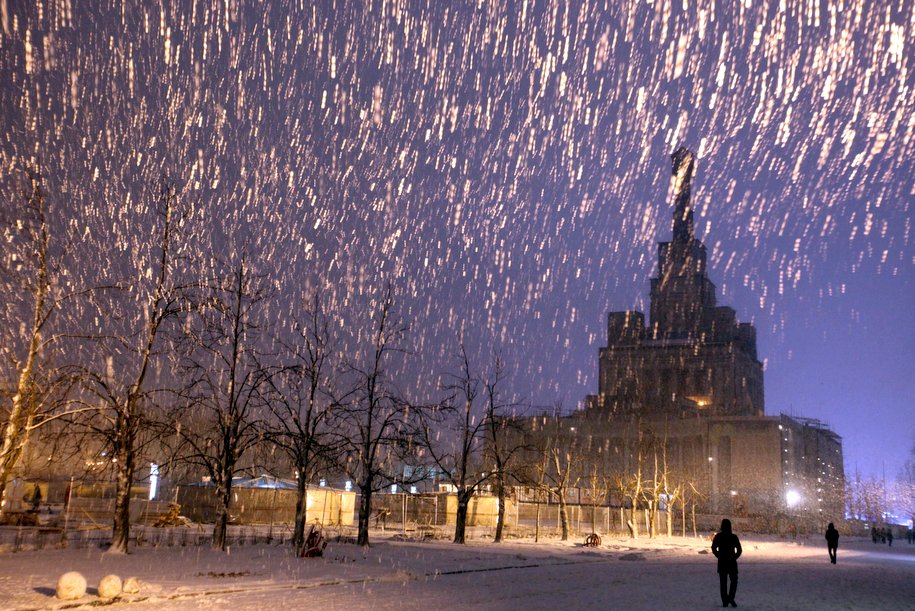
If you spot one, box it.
[55,571,87,600]
[98,574,122,599]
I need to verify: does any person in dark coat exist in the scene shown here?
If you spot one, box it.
[712,518,742,607]
[825,522,839,564]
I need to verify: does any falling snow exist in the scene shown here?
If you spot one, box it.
[1,1,912,477]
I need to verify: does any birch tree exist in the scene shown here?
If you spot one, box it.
[1,167,104,516]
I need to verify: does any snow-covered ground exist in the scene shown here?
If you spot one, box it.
[1,532,912,610]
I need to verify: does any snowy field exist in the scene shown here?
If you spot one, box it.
[1,532,913,611]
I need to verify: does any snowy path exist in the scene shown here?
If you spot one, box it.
[1,535,912,610]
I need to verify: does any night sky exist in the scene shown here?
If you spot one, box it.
[1,1,912,482]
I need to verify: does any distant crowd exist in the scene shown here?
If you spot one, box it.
[871,526,915,546]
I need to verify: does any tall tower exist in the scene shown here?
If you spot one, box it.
[590,149,764,417]
[649,148,717,340]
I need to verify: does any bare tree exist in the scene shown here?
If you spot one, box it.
[895,442,915,530]
[264,292,336,552]
[539,406,581,541]
[334,285,417,547]
[846,470,886,528]
[418,343,491,544]
[582,462,612,535]
[659,440,684,538]
[638,428,665,538]
[483,355,526,543]
[614,422,647,539]
[177,260,272,551]
[76,179,192,553]
[1,167,113,517]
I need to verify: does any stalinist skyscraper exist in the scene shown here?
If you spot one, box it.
[588,147,764,418]
[568,148,844,519]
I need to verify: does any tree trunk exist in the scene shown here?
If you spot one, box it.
[648,501,657,538]
[109,427,135,554]
[212,479,232,551]
[0,428,28,516]
[558,490,570,541]
[0,213,49,515]
[628,501,639,538]
[293,470,308,550]
[534,496,541,543]
[0,301,45,516]
[357,484,372,547]
[212,456,235,551]
[454,488,472,544]
[494,478,506,543]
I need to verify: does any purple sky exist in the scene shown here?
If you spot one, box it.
[1,1,912,481]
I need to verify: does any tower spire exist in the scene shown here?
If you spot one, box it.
[671,147,696,242]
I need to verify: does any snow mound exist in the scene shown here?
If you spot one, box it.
[98,574,122,599]
[56,571,87,600]
[123,576,140,594]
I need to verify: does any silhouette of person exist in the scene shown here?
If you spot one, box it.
[28,484,42,512]
[712,518,742,607]
[887,529,893,546]
[825,522,839,564]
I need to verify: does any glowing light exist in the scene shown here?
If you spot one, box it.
[149,463,159,500]
[786,489,801,508]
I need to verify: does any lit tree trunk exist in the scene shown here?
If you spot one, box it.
[681,501,686,537]
[557,488,570,541]
[0,390,36,515]
[293,467,309,550]
[627,495,639,539]
[667,501,673,537]
[0,173,49,516]
[648,503,656,537]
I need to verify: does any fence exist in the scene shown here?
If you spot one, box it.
[176,486,355,527]
[0,522,307,552]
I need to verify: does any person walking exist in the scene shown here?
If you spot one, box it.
[825,522,839,564]
[712,518,742,607]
